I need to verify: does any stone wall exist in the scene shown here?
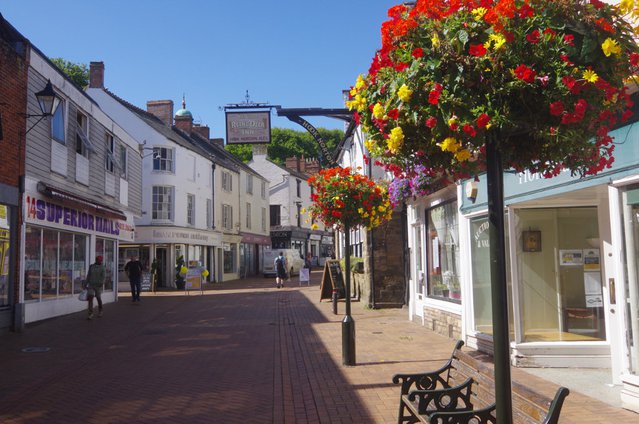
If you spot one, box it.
[424,307,462,339]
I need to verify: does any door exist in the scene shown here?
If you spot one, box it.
[155,247,167,287]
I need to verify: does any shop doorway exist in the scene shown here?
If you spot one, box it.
[155,247,167,288]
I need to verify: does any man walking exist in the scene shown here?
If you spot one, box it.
[274,252,287,289]
[84,255,105,320]
[124,255,143,303]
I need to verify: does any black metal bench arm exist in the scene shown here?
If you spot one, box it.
[392,340,465,395]
[427,403,497,424]
[408,378,475,415]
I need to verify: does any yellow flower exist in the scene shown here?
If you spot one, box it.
[364,139,375,151]
[346,94,367,112]
[455,149,472,162]
[431,32,440,48]
[438,137,460,153]
[311,223,318,230]
[378,205,385,212]
[471,7,487,21]
[300,208,306,214]
[358,208,364,215]
[355,74,366,90]
[488,33,506,50]
[387,127,405,153]
[397,84,413,102]
[447,116,457,127]
[583,69,599,83]
[619,0,634,14]
[601,38,621,57]
[373,103,385,119]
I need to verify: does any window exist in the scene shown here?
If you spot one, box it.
[296,179,301,197]
[261,207,266,231]
[119,145,127,179]
[153,147,173,172]
[152,186,173,220]
[222,171,233,191]
[270,205,281,226]
[51,99,65,143]
[24,225,87,301]
[207,199,213,228]
[105,134,115,173]
[75,112,94,156]
[223,243,237,273]
[222,204,233,230]
[261,181,267,199]
[246,202,251,229]
[187,194,195,225]
[246,174,253,194]
[427,201,461,301]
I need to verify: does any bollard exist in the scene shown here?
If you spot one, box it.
[332,289,338,315]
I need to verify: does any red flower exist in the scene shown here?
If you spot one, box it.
[463,124,477,137]
[412,47,424,58]
[476,113,491,128]
[590,0,605,9]
[526,29,541,44]
[549,101,564,116]
[514,64,536,83]
[564,34,574,46]
[596,18,614,33]
[469,44,487,57]
[387,108,400,120]
[332,210,342,218]
[543,28,556,38]
[428,90,441,105]
[425,116,437,128]
[519,3,534,18]
[631,52,639,67]
[574,99,588,119]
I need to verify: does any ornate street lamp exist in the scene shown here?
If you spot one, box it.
[25,79,61,134]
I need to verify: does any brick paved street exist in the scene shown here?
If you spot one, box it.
[0,270,637,423]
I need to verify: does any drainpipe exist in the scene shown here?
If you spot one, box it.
[401,203,409,306]
[368,161,376,309]
[211,162,216,283]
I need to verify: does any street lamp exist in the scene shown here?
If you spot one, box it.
[25,79,61,134]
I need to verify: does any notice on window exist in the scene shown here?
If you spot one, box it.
[559,249,583,266]
[583,249,600,271]
[584,272,603,307]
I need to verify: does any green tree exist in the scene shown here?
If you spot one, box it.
[50,58,89,89]
[225,127,343,165]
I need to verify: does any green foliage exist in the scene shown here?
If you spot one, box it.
[50,58,89,89]
[339,256,365,274]
[225,127,343,164]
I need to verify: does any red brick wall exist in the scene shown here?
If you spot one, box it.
[0,30,28,309]
[0,39,28,188]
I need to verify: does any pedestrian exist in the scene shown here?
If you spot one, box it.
[124,255,143,303]
[84,255,105,320]
[274,251,287,289]
[305,252,312,269]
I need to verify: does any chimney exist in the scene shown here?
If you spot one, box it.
[147,100,174,126]
[299,154,306,173]
[286,156,300,172]
[210,138,225,148]
[305,158,321,175]
[89,61,104,89]
[192,124,210,140]
[174,114,193,134]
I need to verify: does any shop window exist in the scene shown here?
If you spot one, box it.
[426,201,461,301]
[24,226,88,301]
[0,206,11,307]
[516,207,603,342]
[96,237,115,292]
[224,244,236,273]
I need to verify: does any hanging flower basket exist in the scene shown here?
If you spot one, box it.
[349,0,639,186]
[307,167,393,231]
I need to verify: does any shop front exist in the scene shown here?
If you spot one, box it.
[239,232,270,278]
[22,189,130,323]
[458,122,639,400]
[132,226,221,289]
[0,192,18,331]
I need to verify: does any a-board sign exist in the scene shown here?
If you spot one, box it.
[141,272,152,292]
[320,259,345,301]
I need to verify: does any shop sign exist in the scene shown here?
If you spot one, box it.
[321,236,334,244]
[25,194,120,236]
[226,111,271,144]
[309,234,322,241]
[271,231,290,238]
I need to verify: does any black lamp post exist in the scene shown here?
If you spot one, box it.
[342,225,355,365]
[25,79,61,134]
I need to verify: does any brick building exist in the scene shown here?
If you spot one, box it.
[0,13,28,331]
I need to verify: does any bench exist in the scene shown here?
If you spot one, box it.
[392,340,569,424]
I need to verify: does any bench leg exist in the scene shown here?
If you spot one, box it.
[398,400,420,424]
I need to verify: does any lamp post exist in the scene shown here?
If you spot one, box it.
[25,79,61,134]
[342,225,355,365]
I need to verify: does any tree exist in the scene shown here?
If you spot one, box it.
[225,127,343,164]
[50,58,89,89]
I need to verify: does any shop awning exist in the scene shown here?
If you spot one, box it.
[37,182,127,221]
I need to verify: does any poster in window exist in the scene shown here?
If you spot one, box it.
[559,249,583,266]
[583,249,600,271]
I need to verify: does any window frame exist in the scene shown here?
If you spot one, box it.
[119,144,127,179]
[51,98,66,144]
[105,133,116,173]
[246,202,251,229]
[187,194,195,226]
[75,111,94,156]
[152,147,174,173]
[246,174,253,195]
[152,185,174,221]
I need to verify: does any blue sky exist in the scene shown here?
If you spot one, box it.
[1,0,401,139]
